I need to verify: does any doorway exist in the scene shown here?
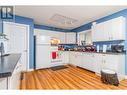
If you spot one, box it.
[3,22,29,71]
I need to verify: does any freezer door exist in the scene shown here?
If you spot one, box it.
[36,36,51,45]
[36,45,51,69]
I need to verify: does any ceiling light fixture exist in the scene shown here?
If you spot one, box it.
[50,14,77,25]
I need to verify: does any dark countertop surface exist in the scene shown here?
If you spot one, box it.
[59,50,125,55]
[0,54,21,78]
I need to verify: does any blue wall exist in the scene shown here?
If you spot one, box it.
[0,8,127,74]
[71,9,127,75]
[93,40,125,51]
[0,15,34,69]
[34,24,70,32]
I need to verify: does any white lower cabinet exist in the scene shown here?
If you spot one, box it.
[0,61,22,90]
[0,78,7,89]
[74,52,83,66]
[69,52,76,65]
[60,51,69,64]
[82,53,95,72]
[61,51,125,80]
[94,53,125,80]
[68,51,125,80]
[8,61,22,89]
[69,52,82,66]
[94,54,102,74]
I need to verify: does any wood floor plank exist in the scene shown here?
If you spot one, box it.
[32,71,43,89]
[20,73,26,89]
[20,65,127,90]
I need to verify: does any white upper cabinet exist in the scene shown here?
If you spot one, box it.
[78,30,92,45]
[65,32,76,44]
[92,16,126,42]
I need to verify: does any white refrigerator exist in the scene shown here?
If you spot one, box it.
[35,36,51,69]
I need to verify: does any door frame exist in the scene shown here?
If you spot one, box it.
[3,21,30,71]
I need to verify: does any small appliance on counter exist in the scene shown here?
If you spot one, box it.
[111,45,124,53]
[84,45,96,52]
[103,45,107,53]
[96,45,100,52]
[58,44,78,51]
[51,37,60,46]
[81,41,86,46]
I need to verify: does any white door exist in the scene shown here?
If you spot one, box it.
[3,22,29,72]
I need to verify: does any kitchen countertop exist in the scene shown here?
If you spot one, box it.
[59,50,125,55]
[0,54,21,78]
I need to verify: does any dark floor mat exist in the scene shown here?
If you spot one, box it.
[50,65,68,71]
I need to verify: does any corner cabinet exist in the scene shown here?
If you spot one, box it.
[92,16,126,42]
[69,52,83,67]
[60,51,69,64]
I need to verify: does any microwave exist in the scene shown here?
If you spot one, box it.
[111,45,124,53]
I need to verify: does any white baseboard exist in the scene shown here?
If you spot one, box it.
[125,75,127,79]
[28,69,34,72]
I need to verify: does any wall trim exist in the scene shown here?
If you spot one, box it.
[34,24,70,32]
[125,75,127,79]
[28,69,34,72]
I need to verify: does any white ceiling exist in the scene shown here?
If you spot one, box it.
[15,6,127,30]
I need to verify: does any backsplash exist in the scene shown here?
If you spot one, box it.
[93,40,125,51]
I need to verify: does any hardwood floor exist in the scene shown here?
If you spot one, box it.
[20,65,127,90]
